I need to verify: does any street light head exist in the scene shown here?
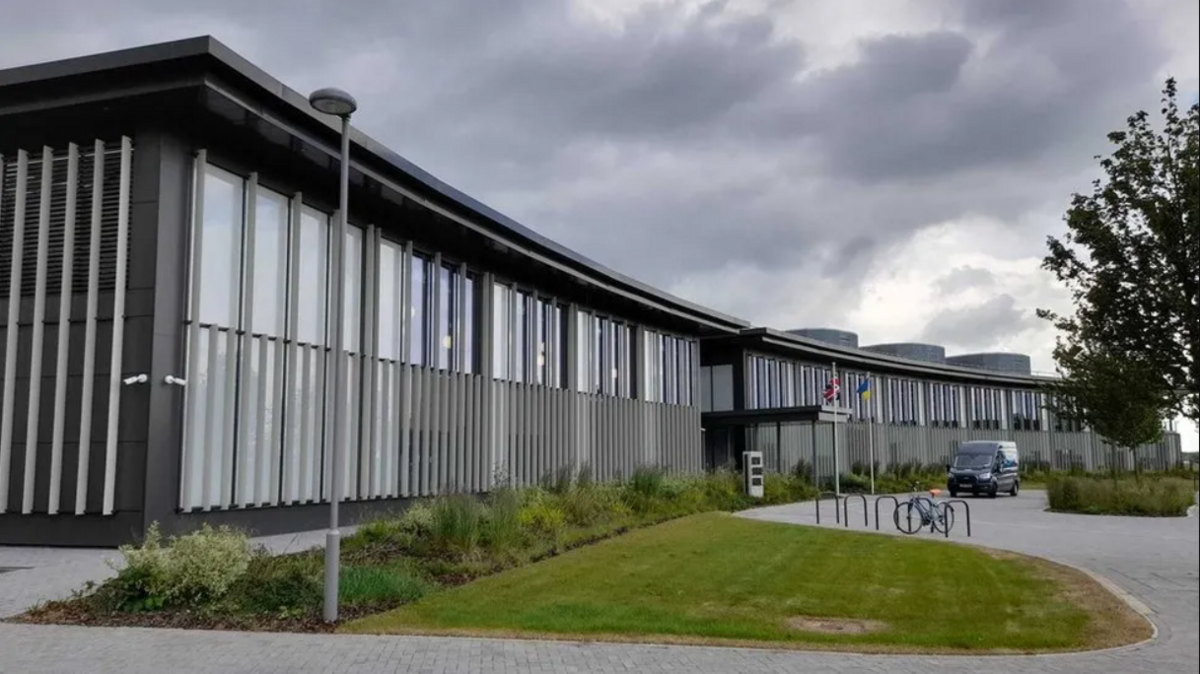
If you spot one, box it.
[308,87,358,117]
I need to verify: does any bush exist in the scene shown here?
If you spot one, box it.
[518,492,567,535]
[231,552,322,615]
[105,523,252,611]
[1047,476,1195,517]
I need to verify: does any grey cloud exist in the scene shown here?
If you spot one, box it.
[933,266,997,296]
[920,294,1039,348]
[0,0,1185,331]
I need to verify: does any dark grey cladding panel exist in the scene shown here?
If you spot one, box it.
[945,352,1032,375]
[862,342,947,364]
[785,328,859,349]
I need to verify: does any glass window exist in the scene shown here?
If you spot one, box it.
[377,240,402,361]
[410,256,428,365]
[196,166,244,327]
[437,265,453,370]
[492,283,509,379]
[536,298,548,385]
[463,274,476,374]
[552,304,564,388]
[577,310,590,392]
[295,207,330,345]
[250,187,288,336]
[514,291,527,383]
[343,226,363,352]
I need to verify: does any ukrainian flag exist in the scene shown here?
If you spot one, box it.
[856,379,871,401]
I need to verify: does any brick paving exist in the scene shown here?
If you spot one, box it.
[1,493,1195,673]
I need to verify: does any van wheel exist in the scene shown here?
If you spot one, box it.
[1010,482,1019,497]
[949,489,958,499]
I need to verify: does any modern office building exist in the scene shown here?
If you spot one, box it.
[0,38,1183,546]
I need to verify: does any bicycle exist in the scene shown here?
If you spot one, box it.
[893,483,955,535]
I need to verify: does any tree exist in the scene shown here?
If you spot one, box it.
[1043,347,1167,480]
[1039,79,1199,425]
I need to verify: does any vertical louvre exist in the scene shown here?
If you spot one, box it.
[0,143,127,298]
[0,139,133,517]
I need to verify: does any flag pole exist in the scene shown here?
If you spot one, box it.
[832,361,840,498]
[867,378,876,495]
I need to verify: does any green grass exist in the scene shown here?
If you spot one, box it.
[1047,476,1196,516]
[347,513,1142,652]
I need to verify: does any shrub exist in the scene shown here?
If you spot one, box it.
[398,502,436,536]
[518,492,568,535]
[231,552,322,615]
[1047,476,1195,517]
[105,523,252,610]
[430,494,485,556]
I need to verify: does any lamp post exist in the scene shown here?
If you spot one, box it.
[308,86,357,623]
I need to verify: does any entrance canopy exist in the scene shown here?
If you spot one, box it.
[702,405,852,428]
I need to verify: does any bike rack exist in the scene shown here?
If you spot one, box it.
[873,495,900,531]
[937,503,955,539]
[815,492,842,525]
[942,499,973,537]
[842,493,869,528]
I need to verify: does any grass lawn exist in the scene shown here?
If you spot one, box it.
[346,513,1148,653]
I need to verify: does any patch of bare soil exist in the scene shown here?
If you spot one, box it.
[786,616,888,635]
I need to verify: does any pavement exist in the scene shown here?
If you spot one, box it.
[0,492,1196,674]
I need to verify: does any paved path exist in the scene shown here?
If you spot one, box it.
[1,492,1196,673]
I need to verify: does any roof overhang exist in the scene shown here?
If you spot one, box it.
[0,36,749,336]
[703,405,851,427]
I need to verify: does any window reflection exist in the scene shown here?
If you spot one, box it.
[410,256,428,365]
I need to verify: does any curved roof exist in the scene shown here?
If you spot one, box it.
[945,352,1032,375]
[785,328,860,349]
[737,328,1053,386]
[861,342,947,364]
[0,36,748,335]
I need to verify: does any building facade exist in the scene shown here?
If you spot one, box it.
[700,328,1182,480]
[0,37,744,546]
[0,38,1185,547]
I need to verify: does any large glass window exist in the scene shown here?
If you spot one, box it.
[463,273,476,374]
[377,240,403,361]
[514,291,527,383]
[409,256,428,365]
[195,166,244,327]
[437,264,453,370]
[493,283,510,379]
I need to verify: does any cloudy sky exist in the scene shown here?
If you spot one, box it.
[2,0,1196,451]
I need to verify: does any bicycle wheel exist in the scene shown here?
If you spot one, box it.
[893,501,923,535]
[932,502,956,534]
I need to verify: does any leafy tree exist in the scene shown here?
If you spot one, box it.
[1043,347,1167,481]
[1039,79,1199,425]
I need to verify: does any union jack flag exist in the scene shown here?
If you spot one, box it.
[823,376,840,403]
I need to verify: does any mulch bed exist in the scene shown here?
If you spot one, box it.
[12,600,397,633]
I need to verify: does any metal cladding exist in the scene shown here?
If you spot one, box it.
[861,342,947,364]
[786,328,859,349]
[945,352,1033,375]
